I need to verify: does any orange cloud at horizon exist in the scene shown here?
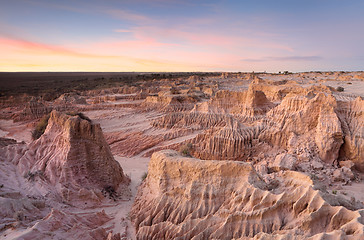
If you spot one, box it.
[0,33,315,73]
[0,36,212,72]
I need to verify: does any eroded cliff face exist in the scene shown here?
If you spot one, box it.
[131,150,364,239]
[12,97,52,122]
[337,97,364,171]
[151,78,364,172]
[262,93,343,164]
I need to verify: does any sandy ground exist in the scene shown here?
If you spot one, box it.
[93,156,149,239]
[84,110,153,239]
[0,119,32,143]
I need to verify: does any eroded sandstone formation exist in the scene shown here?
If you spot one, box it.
[0,110,130,238]
[8,111,129,199]
[131,150,364,239]
[150,78,364,173]
[12,97,52,122]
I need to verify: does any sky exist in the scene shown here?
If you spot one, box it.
[0,0,363,72]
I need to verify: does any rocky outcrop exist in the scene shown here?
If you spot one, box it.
[131,150,364,239]
[262,93,343,164]
[208,85,274,117]
[148,79,364,172]
[54,92,87,105]
[12,97,52,122]
[152,112,229,130]
[105,131,165,157]
[1,110,130,202]
[191,120,263,160]
[337,97,364,171]
[142,90,202,112]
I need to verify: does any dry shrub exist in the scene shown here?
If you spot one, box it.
[31,114,50,140]
[66,111,91,122]
[179,143,193,157]
[336,86,344,92]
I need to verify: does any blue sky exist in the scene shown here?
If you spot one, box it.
[0,0,363,72]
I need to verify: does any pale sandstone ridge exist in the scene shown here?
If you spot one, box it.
[337,96,364,171]
[131,150,364,239]
[150,79,364,172]
[262,93,343,164]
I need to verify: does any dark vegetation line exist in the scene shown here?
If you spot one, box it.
[0,72,220,100]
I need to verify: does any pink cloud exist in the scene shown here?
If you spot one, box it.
[130,26,294,52]
[113,29,132,33]
[105,9,152,23]
[0,36,215,72]
[0,36,116,59]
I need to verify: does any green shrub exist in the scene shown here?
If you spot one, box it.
[179,143,193,157]
[32,114,50,140]
[332,190,337,195]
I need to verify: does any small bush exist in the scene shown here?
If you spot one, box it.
[32,114,50,140]
[332,190,337,195]
[102,185,118,201]
[170,88,180,95]
[66,111,91,122]
[141,172,148,181]
[179,143,193,157]
[32,200,46,209]
[24,170,44,181]
[336,86,344,92]
[14,211,24,221]
[310,173,318,180]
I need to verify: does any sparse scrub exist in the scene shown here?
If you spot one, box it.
[310,173,318,180]
[24,170,44,181]
[14,211,24,221]
[32,200,46,209]
[179,143,193,157]
[31,114,50,140]
[66,111,91,122]
[102,186,118,201]
[170,88,180,95]
[141,172,148,181]
[332,190,337,195]
[336,86,344,92]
